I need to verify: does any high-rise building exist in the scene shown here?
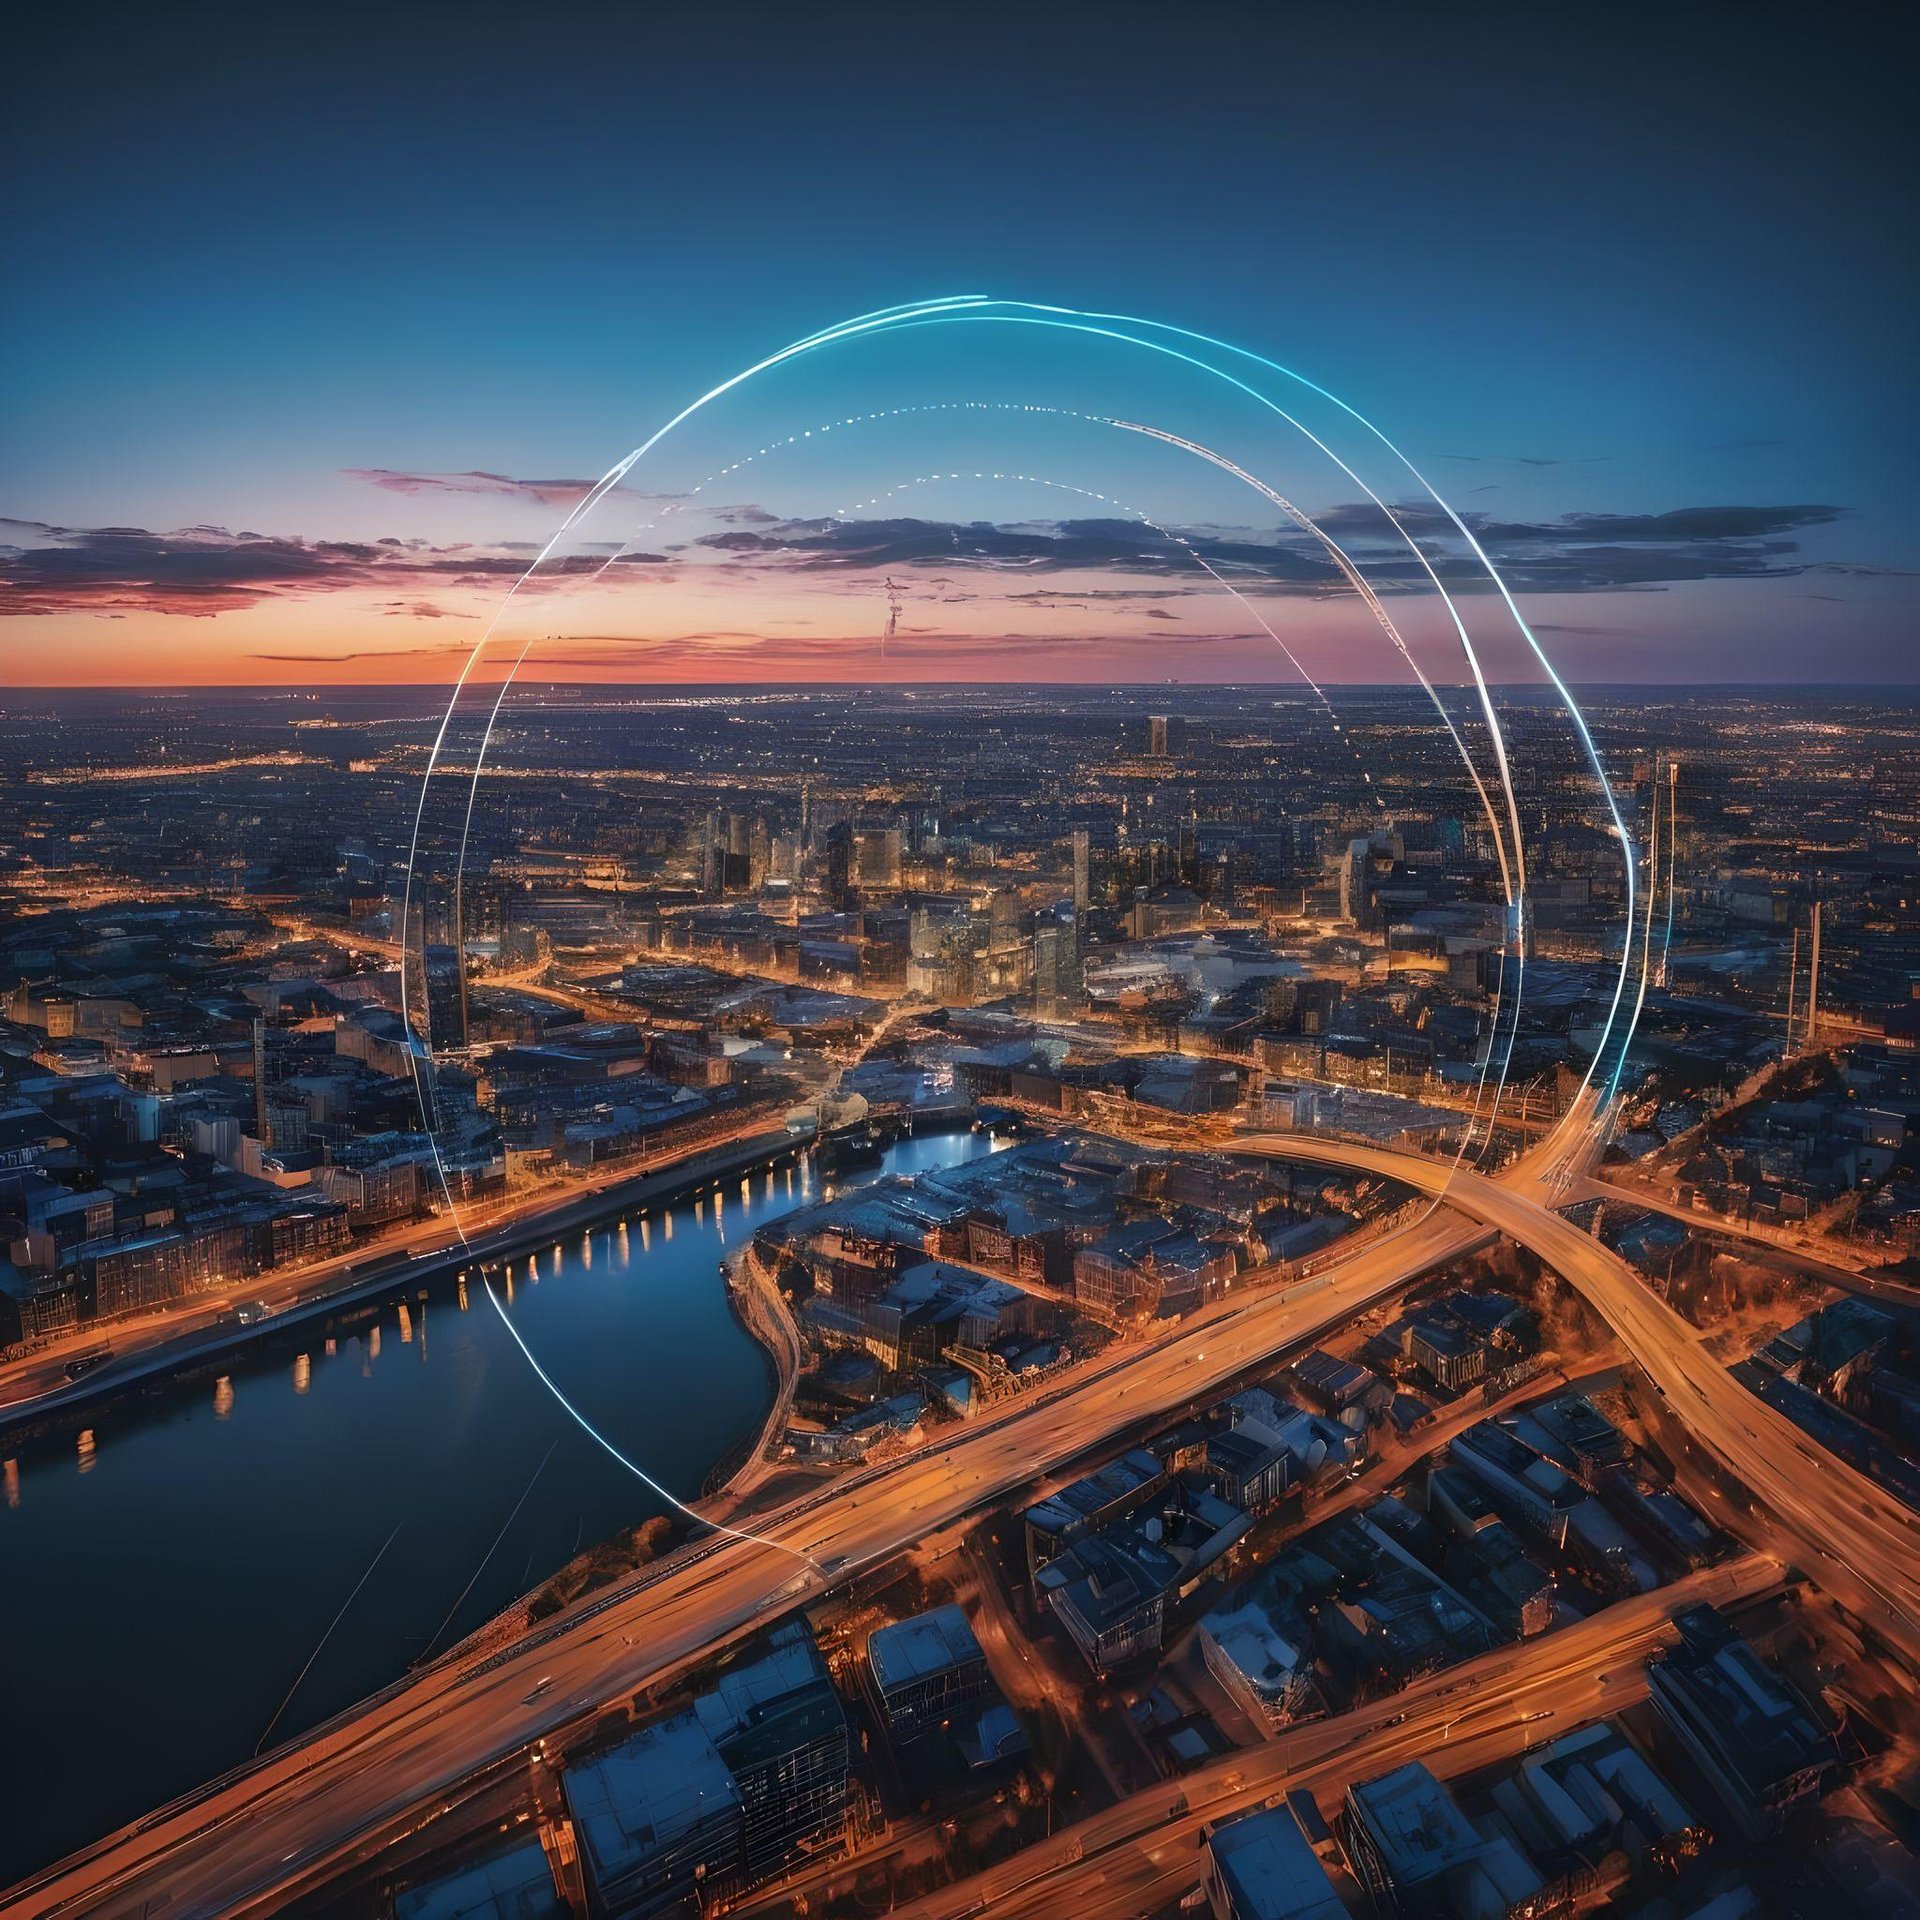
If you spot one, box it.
[251,1016,269,1140]
[1143,713,1188,758]
[857,827,903,889]
[821,822,854,912]
[693,1622,849,1882]
[1033,903,1081,1020]
[908,902,985,1001]
[1071,828,1090,913]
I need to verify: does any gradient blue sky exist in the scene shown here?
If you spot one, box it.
[1,1,1911,684]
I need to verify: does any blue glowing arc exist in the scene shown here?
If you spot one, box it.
[402,294,1640,1533]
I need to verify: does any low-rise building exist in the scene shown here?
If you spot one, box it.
[1204,1803,1346,1920]
[1646,1605,1835,1840]
[1022,1447,1168,1583]
[564,1712,744,1918]
[866,1604,991,1743]
[1199,1599,1317,1730]
[393,1838,563,1920]
[1343,1761,1549,1919]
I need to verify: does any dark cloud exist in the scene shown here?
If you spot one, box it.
[1493,505,1840,542]
[1440,453,1615,467]
[0,518,657,617]
[376,598,474,620]
[696,515,1337,583]
[1293,500,1850,592]
[343,468,670,509]
[0,494,1865,622]
[691,501,1857,598]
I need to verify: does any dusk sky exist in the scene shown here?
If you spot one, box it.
[2,2,1911,687]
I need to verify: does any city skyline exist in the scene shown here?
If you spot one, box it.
[6,11,1918,1919]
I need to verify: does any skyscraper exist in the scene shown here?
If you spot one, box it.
[1033,903,1081,1020]
[822,821,854,913]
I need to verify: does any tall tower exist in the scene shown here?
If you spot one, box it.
[452,870,470,1052]
[252,1016,268,1139]
[1071,829,1090,914]
[1784,926,1800,1055]
[1655,756,1679,989]
[1806,899,1823,1050]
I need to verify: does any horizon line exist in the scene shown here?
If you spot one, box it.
[5,678,1920,697]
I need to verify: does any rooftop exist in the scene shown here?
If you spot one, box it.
[1209,1805,1345,1920]
[867,1604,985,1694]
[562,1712,740,1883]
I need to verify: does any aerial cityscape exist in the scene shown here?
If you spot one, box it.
[3,7,1916,1920]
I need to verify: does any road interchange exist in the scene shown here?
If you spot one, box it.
[10,1106,1918,1917]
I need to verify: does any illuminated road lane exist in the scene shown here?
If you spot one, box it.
[20,1113,1914,1916]
[1233,1132,1920,1665]
[881,1556,1782,1920]
[6,1195,1491,1916]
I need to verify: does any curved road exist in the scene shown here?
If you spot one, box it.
[5,1198,1491,1917]
[876,1555,1781,1920]
[1235,1131,1920,1665]
[13,1113,1919,1916]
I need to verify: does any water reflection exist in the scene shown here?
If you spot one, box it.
[0,1132,997,1892]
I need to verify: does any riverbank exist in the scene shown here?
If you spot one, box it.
[488,1245,813,1659]
[700,1242,806,1514]
[0,1121,803,1441]
[5,1128,947,1889]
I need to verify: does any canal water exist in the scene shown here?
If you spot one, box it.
[0,1130,996,1889]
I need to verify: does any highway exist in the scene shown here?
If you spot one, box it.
[877,1555,1782,1920]
[1577,1174,1920,1308]
[4,1183,1494,1916]
[16,1106,1920,1916]
[0,1113,792,1432]
[1232,1132,1920,1666]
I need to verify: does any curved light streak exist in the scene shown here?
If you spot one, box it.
[404,295,1630,1523]
[834,458,1520,1173]
[481,1272,821,1570]
[606,394,1528,1151]
[1037,298,1638,1099]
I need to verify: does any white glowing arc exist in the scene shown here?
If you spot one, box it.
[401,296,1636,1532]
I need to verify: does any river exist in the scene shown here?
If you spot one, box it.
[0,1128,996,1889]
